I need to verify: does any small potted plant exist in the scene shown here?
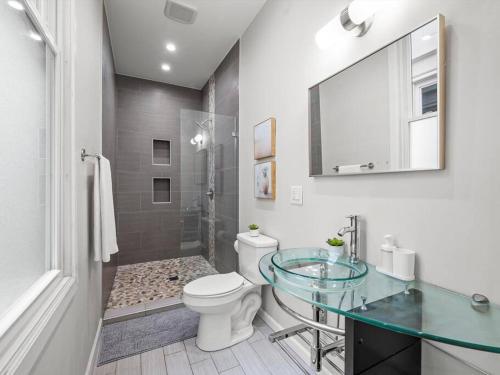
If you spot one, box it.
[326,237,345,256]
[248,224,260,237]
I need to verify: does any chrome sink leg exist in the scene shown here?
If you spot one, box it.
[270,288,345,373]
[311,306,322,371]
[311,291,327,372]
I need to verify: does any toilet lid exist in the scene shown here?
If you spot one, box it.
[184,272,244,297]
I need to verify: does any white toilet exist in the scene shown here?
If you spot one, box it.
[182,232,278,351]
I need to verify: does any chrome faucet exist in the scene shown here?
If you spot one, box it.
[337,215,360,263]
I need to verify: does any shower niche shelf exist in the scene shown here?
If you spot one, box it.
[152,139,171,165]
[153,177,171,203]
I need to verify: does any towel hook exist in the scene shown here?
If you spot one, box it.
[81,148,101,162]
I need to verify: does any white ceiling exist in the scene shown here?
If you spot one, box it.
[104,0,266,89]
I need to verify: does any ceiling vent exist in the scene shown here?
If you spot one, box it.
[164,0,197,24]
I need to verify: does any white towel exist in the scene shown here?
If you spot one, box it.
[338,164,362,174]
[93,156,119,262]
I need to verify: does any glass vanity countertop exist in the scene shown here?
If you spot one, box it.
[260,248,500,353]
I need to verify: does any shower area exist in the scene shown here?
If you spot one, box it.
[179,109,239,270]
[102,37,240,318]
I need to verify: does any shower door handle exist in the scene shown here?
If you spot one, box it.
[206,189,214,200]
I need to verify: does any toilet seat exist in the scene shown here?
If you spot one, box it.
[183,272,245,298]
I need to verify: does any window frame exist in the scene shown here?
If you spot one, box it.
[411,71,438,119]
[0,0,77,372]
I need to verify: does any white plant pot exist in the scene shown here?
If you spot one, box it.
[326,244,344,257]
[249,229,260,237]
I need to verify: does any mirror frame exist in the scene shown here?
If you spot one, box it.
[308,14,446,177]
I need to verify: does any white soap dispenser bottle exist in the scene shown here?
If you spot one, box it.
[379,234,396,274]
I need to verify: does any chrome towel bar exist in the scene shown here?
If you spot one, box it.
[81,148,101,162]
[333,162,374,172]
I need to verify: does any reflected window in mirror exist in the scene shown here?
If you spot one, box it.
[421,84,438,114]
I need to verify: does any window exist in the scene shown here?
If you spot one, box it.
[412,76,438,118]
[421,83,438,114]
[0,0,60,317]
[0,0,75,372]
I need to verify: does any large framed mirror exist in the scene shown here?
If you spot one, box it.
[309,15,445,176]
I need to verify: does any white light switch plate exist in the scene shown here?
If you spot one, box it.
[290,185,303,205]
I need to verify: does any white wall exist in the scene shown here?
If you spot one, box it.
[30,0,103,374]
[239,0,500,373]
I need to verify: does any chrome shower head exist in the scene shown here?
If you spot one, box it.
[194,118,210,130]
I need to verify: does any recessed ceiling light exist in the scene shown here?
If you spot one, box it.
[7,0,24,10]
[421,34,433,41]
[161,63,171,71]
[166,43,176,52]
[29,31,42,42]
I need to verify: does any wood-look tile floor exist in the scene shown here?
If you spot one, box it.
[94,316,315,375]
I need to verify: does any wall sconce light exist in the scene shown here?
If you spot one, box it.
[190,134,203,145]
[339,0,381,37]
[315,1,393,49]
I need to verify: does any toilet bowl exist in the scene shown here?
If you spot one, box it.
[183,272,261,351]
[182,233,278,351]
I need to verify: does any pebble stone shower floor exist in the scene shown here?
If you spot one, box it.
[106,255,218,310]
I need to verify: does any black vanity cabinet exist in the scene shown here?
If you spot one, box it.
[345,318,421,375]
[345,289,423,375]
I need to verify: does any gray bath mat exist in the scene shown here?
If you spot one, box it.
[97,307,199,365]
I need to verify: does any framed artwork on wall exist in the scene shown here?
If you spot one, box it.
[254,161,276,200]
[254,118,276,160]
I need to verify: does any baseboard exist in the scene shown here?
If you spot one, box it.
[85,318,102,375]
[257,309,338,375]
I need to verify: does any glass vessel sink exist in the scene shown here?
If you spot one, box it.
[270,248,368,292]
[260,249,500,354]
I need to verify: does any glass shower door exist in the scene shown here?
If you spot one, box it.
[180,109,238,273]
[213,113,238,273]
[180,110,208,257]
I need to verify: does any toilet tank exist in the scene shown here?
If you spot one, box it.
[236,232,278,285]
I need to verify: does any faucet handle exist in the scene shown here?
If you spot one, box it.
[346,214,360,224]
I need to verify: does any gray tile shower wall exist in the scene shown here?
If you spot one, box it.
[115,74,202,265]
[102,9,118,312]
[214,41,240,273]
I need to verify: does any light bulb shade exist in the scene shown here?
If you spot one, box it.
[8,1,24,10]
[315,15,342,50]
[194,134,203,143]
[315,0,394,48]
[190,138,197,145]
[348,0,396,24]
[347,1,378,25]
